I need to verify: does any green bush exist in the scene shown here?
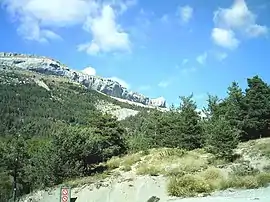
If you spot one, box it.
[203,118,240,161]
[125,132,154,152]
[167,174,212,197]
[0,171,12,202]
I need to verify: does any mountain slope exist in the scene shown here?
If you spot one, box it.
[0,65,154,200]
[0,66,154,137]
[0,52,166,108]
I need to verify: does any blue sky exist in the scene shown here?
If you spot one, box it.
[0,0,270,108]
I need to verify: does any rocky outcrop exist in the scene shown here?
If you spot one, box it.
[0,52,166,108]
[149,97,166,108]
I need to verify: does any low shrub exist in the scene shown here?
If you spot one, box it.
[121,153,142,167]
[167,174,213,197]
[136,164,160,176]
[230,163,260,176]
[106,156,121,169]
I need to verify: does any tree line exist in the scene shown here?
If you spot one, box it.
[123,75,270,158]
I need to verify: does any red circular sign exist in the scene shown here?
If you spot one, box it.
[62,188,68,195]
[62,195,68,202]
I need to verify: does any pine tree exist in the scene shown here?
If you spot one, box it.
[242,76,270,140]
[202,94,220,120]
[177,95,202,150]
[224,81,245,136]
[203,118,240,161]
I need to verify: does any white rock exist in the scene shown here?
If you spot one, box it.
[149,97,166,108]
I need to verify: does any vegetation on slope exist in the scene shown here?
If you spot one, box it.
[1,68,270,200]
[105,143,270,197]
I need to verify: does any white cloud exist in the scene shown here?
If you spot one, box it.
[2,0,133,54]
[158,81,170,88]
[213,0,268,38]
[178,5,193,24]
[82,66,96,75]
[212,0,268,49]
[2,0,93,42]
[78,5,130,55]
[41,30,62,41]
[245,24,268,37]
[108,76,130,89]
[17,18,62,43]
[211,28,240,49]
[196,52,207,65]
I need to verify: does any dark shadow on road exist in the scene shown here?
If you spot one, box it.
[71,197,77,202]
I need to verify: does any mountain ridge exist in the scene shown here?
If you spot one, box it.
[0,52,166,108]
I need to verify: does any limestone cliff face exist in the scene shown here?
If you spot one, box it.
[0,52,166,108]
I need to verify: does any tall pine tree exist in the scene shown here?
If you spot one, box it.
[242,76,270,140]
[177,95,202,150]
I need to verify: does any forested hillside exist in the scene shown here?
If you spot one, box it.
[1,68,270,201]
[0,68,149,201]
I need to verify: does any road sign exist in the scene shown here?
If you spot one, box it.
[60,186,71,202]
[62,188,68,195]
[62,195,68,202]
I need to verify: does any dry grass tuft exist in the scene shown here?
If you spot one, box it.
[106,156,121,169]
[167,174,213,197]
[136,164,161,176]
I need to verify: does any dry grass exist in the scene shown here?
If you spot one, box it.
[167,167,225,197]
[136,164,161,176]
[120,165,132,172]
[64,171,110,188]
[106,148,210,177]
[167,166,270,197]
[160,150,208,176]
[106,156,121,169]
[60,137,270,197]
[167,174,213,197]
[165,139,270,197]
[221,172,270,190]
[106,152,144,170]
[121,153,142,167]
[201,167,226,189]
[154,148,187,159]
[238,138,270,159]
[253,141,270,158]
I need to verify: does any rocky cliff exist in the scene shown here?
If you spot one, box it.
[0,52,166,108]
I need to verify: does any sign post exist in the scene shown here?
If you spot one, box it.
[60,186,71,202]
